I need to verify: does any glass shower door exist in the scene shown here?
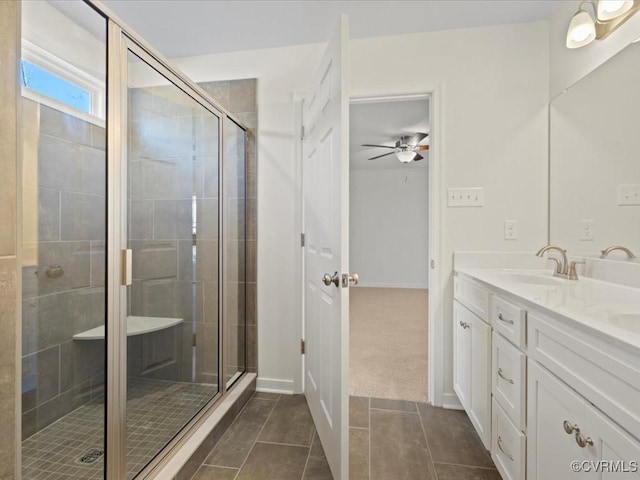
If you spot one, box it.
[125,49,221,478]
[224,118,247,388]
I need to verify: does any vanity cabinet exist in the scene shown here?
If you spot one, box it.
[453,269,640,480]
[453,277,492,449]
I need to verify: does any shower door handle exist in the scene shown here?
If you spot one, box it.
[121,249,132,286]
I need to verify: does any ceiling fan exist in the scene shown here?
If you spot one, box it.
[362,132,429,163]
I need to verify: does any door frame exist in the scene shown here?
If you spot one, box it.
[298,86,444,406]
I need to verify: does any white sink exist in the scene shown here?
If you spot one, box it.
[608,313,640,331]
[492,272,564,286]
[585,305,640,334]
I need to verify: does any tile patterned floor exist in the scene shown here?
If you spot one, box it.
[191,394,500,480]
[192,392,331,480]
[22,377,214,480]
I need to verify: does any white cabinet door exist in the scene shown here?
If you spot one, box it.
[453,300,491,448]
[586,403,640,479]
[302,15,350,480]
[528,360,596,480]
[469,311,491,449]
[453,301,471,410]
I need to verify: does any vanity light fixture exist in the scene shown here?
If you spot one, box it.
[567,3,597,48]
[566,0,640,49]
[597,0,633,20]
[395,150,417,163]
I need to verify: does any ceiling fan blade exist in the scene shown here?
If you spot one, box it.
[368,151,396,160]
[414,145,430,151]
[361,144,396,149]
[413,153,425,161]
[407,132,429,146]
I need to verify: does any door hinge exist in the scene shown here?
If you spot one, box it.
[430,259,435,269]
[301,233,306,247]
[192,333,196,347]
[301,125,305,141]
[301,339,306,354]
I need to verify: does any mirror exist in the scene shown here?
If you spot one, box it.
[549,40,640,259]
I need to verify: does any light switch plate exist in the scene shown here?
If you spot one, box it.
[448,187,484,207]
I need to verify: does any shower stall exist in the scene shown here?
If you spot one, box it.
[20,1,251,478]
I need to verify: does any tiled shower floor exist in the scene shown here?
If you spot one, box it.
[22,377,215,480]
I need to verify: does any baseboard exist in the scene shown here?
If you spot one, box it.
[442,392,463,410]
[354,282,429,289]
[256,377,295,395]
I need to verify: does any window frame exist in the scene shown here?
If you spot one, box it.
[21,39,105,126]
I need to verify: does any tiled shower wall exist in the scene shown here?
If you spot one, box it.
[199,79,258,375]
[21,100,107,439]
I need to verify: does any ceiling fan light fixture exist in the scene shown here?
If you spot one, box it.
[566,7,596,48]
[597,0,633,20]
[396,151,416,163]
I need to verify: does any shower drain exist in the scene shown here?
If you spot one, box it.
[76,448,104,465]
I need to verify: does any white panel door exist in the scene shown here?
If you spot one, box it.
[303,15,349,480]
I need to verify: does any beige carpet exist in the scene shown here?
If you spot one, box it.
[349,287,428,402]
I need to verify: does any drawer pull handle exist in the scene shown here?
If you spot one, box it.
[563,421,579,435]
[459,320,470,329]
[497,313,514,325]
[575,432,594,448]
[498,368,515,385]
[497,436,514,461]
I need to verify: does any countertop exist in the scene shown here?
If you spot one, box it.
[455,267,640,353]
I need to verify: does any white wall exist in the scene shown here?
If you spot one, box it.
[351,22,549,406]
[549,1,640,97]
[175,20,550,402]
[350,167,429,288]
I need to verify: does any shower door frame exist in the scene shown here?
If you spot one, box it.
[99,2,250,478]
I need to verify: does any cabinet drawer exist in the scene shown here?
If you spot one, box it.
[492,397,526,480]
[454,275,490,322]
[529,312,640,442]
[492,332,527,431]
[492,295,526,349]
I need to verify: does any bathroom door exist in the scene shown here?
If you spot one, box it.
[302,15,350,479]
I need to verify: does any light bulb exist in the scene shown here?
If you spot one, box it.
[597,0,633,21]
[566,9,596,49]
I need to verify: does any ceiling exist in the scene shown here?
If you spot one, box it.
[99,1,563,58]
[350,98,430,171]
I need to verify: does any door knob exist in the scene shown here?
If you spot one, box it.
[342,273,359,287]
[322,272,340,287]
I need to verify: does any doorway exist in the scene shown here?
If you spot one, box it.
[348,96,430,403]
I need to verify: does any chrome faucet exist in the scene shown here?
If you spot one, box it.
[536,245,569,277]
[600,245,637,259]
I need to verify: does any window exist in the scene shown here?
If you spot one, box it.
[21,60,91,113]
[21,40,105,122]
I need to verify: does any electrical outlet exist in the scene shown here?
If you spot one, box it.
[504,220,518,240]
[617,185,640,206]
[447,187,484,207]
[580,220,595,241]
